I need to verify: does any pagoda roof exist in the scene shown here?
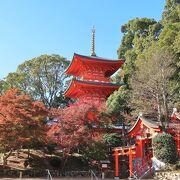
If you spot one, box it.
[64,79,124,98]
[65,53,124,77]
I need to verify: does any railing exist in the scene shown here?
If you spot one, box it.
[46,169,53,180]
[128,169,138,179]
[90,169,99,180]
[133,159,153,179]
[139,167,153,179]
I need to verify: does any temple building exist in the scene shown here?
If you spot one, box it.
[113,111,180,179]
[63,28,180,179]
[64,54,124,102]
[64,28,124,103]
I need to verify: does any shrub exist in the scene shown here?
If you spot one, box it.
[63,156,89,171]
[49,157,61,168]
[46,142,57,154]
[80,141,109,162]
[152,133,178,164]
[175,160,180,170]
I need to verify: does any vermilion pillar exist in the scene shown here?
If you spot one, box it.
[129,148,133,178]
[115,149,119,179]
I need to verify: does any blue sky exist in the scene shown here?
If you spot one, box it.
[0,0,165,79]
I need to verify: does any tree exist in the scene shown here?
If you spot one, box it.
[152,133,178,164]
[0,88,48,165]
[4,54,70,108]
[159,1,180,107]
[79,141,108,163]
[0,80,6,95]
[162,0,180,25]
[106,86,133,127]
[107,86,130,116]
[117,18,162,83]
[130,48,176,127]
[47,100,104,153]
[114,0,179,126]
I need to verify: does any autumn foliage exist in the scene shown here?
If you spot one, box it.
[47,100,105,152]
[0,88,48,152]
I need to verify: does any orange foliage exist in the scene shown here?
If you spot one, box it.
[0,88,48,150]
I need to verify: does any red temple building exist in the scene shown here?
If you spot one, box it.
[113,111,180,179]
[64,53,124,102]
[63,28,180,179]
[64,28,124,103]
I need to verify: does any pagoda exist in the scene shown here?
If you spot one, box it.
[64,28,124,103]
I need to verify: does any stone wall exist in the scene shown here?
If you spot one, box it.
[0,169,114,178]
[155,171,180,180]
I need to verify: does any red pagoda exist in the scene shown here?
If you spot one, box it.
[64,28,124,103]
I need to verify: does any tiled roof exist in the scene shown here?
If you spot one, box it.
[74,53,125,62]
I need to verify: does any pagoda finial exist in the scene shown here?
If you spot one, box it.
[91,26,96,56]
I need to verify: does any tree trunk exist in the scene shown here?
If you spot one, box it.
[156,94,164,128]
[161,66,170,128]
[162,88,169,128]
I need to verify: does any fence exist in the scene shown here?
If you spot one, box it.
[0,168,114,178]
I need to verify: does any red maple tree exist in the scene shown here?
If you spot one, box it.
[47,100,104,153]
[0,89,48,164]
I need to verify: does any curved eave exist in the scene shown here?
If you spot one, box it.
[64,53,124,76]
[64,79,123,98]
[74,53,124,62]
[64,80,77,98]
[128,116,161,136]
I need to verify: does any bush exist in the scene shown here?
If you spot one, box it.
[46,142,57,154]
[49,157,61,168]
[175,160,180,169]
[80,141,109,162]
[152,133,178,164]
[63,156,89,171]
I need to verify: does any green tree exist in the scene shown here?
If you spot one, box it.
[103,133,124,147]
[159,0,180,107]
[152,133,178,164]
[162,0,180,25]
[0,80,6,95]
[106,86,131,139]
[79,141,108,162]
[116,0,180,114]
[4,54,70,108]
[107,86,130,118]
[117,18,162,83]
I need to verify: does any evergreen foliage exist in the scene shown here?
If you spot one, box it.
[152,133,178,164]
[103,133,125,147]
[113,0,180,123]
[107,86,130,116]
[49,157,61,168]
[79,141,108,162]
